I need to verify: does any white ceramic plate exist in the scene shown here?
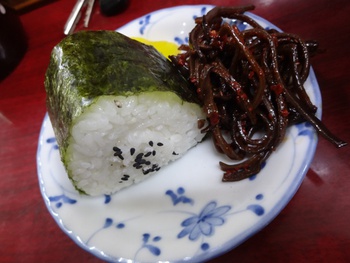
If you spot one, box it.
[37,5,321,263]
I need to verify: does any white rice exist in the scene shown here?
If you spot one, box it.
[64,91,206,196]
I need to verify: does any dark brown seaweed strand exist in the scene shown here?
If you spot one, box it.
[210,62,256,123]
[213,125,245,160]
[220,150,271,181]
[198,64,220,126]
[230,13,265,30]
[253,28,291,148]
[199,63,246,160]
[234,110,275,154]
[283,88,347,148]
[189,56,201,85]
[205,5,264,32]
[261,27,345,148]
[170,5,347,182]
[219,24,266,110]
[278,43,317,113]
[239,27,290,149]
[305,40,320,56]
[204,5,256,25]
[275,32,311,83]
[189,24,206,62]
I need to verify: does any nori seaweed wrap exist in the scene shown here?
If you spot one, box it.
[45,30,206,195]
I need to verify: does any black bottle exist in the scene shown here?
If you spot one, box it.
[0,2,27,81]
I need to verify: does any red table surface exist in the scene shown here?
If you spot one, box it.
[1,0,350,262]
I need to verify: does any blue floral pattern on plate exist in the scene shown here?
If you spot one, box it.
[37,5,321,263]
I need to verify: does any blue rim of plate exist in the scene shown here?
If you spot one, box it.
[37,5,321,263]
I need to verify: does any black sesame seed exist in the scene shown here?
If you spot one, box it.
[172,151,179,155]
[144,151,152,157]
[137,159,147,165]
[145,161,151,166]
[114,153,124,160]
[113,146,122,154]
[152,150,156,156]
[113,147,124,159]
[149,141,154,147]
[157,142,163,146]
[121,174,129,181]
[142,166,154,175]
[142,163,161,175]
[135,153,144,160]
[152,164,160,172]
[130,148,135,155]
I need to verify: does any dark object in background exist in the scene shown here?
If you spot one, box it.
[99,0,129,16]
[2,0,54,13]
[0,2,27,81]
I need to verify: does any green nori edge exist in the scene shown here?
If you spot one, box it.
[44,30,200,163]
